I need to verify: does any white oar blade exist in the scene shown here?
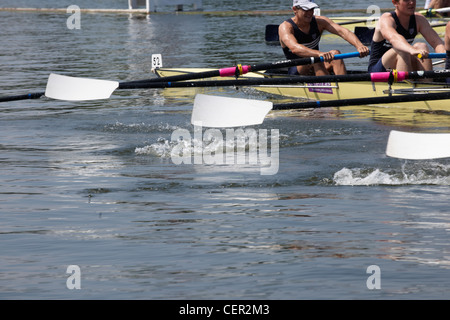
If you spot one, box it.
[386,130,450,160]
[191,94,273,128]
[45,73,119,101]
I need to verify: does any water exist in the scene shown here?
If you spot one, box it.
[1,0,450,301]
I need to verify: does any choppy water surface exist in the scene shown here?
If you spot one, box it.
[1,0,450,300]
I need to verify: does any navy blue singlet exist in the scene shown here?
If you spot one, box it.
[282,17,321,60]
[368,12,418,72]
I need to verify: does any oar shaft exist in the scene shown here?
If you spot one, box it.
[126,58,309,85]
[419,6,450,16]
[337,18,376,26]
[118,73,367,89]
[125,52,362,86]
[118,70,450,89]
[0,92,44,103]
[131,58,310,84]
[419,53,446,59]
[273,91,450,110]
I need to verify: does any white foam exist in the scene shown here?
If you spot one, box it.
[135,130,261,159]
[334,162,450,186]
[135,138,175,158]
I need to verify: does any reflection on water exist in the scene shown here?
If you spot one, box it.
[336,104,450,130]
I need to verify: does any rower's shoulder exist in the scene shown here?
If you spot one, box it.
[315,15,336,30]
[375,12,395,30]
[279,19,293,31]
[315,15,333,24]
[379,11,394,21]
[413,12,430,24]
[279,19,295,36]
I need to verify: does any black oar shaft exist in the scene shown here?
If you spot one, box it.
[119,70,450,89]
[0,92,44,103]
[118,73,368,89]
[273,91,450,110]
[124,56,323,85]
[130,70,221,84]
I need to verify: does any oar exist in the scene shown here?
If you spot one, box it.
[386,130,450,160]
[43,52,366,101]
[132,52,362,85]
[134,65,449,89]
[0,52,363,102]
[419,6,450,17]
[191,91,450,127]
[0,92,45,103]
[8,63,447,103]
[3,52,357,102]
[192,94,273,128]
[44,67,450,101]
[126,66,449,88]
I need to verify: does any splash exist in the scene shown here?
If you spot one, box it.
[104,121,180,134]
[135,126,280,175]
[135,137,175,158]
[135,132,262,159]
[334,162,450,186]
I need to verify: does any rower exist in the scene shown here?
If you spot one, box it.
[278,0,369,76]
[368,0,445,73]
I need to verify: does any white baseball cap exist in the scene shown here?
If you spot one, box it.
[293,0,320,10]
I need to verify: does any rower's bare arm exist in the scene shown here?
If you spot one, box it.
[446,22,450,51]
[416,15,445,53]
[278,21,323,58]
[317,16,369,57]
[379,13,418,55]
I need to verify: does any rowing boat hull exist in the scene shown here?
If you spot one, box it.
[250,79,449,109]
[154,67,450,127]
[154,67,450,108]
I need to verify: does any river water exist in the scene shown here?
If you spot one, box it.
[1,0,450,301]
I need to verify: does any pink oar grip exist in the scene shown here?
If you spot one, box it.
[219,65,251,77]
[370,71,407,82]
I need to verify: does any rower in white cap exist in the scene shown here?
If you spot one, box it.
[279,0,370,76]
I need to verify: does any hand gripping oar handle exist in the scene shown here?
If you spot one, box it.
[127,52,363,85]
[417,53,446,59]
